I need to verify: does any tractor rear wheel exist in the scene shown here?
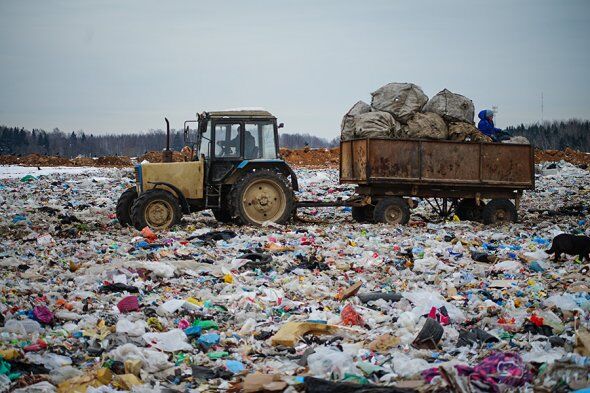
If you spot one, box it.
[232,170,294,225]
[130,189,182,230]
[116,187,138,227]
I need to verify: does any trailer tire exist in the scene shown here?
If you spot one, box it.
[130,189,182,230]
[116,187,138,227]
[373,197,410,225]
[482,199,517,224]
[352,206,374,223]
[232,169,294,225]
[456,199,486,222]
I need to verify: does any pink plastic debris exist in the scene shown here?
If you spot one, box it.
[117,295,140,313]
[33,305,54,324]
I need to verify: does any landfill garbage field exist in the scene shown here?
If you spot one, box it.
[0,160,589,392]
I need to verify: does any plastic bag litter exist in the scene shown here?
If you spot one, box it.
[142,329,192,352]
[371,82,428,123]
[307,346,359,379]
[402,290,466,322]
[392,353,431,377]
[544,294,582,311]
[116,318,147,337]
[109,343,172,373]
[423,88,475,123]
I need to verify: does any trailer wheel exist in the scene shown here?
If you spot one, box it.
[456,199,486,222]
[232,169,294,225]
[352,206,374,223]
[373,197,410,225]
[116,187,138,226]
[130,189,182,230]
[482,199,517,224]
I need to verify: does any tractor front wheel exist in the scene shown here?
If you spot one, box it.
[130,189,182,230]
[116,187,138,227]
[232,170,294,225]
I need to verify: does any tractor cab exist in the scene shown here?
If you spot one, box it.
[116,110,298,230]
[185,110,284,184]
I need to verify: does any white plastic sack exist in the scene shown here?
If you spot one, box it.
[307,346,359,379]
[109,343,172,373]
[392,353,431,377]
[371,83,428,123]
[142,329,192,352]
[116,318,147,336]
[402,289,466,322]
[423,89,474,123]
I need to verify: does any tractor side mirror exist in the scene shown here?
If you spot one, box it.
[278,123,284,129]
[184,125,189,138]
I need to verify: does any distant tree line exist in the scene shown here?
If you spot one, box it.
[279,133,339,149]
[0,126,185,157]
[0,126,340,157]
[507,119,590,151]
[1,119,588,157]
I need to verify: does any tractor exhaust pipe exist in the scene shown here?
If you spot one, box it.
[162,117,173,163]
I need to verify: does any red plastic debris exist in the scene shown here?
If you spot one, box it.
[24,339,48,352]
[530,314,544,327]
[117,295,140,313]
[341,304,365,326]
[140,227,157,243]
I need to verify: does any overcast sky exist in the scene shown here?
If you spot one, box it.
[1,0,589,138]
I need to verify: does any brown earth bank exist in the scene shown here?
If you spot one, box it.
[1,147,589,168]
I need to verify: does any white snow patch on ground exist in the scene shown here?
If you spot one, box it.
[0,165,105,179]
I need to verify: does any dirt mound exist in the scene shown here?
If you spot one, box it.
[138,151,185,163]
[0,155,19,165]
[18,154,72,166]
[280,147,339,168]
[535,147,590,167]
[71,157,96,166]
[95,156,133,167]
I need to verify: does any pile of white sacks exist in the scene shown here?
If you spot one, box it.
[342,83,492,142]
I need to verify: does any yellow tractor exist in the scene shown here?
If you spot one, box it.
[116,110,299,230]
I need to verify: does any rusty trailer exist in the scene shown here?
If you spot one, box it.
[339,138,535,224]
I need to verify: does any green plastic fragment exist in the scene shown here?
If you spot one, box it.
[206,351,229,359]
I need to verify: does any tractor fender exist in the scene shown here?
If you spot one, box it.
[226,160,299,191]
[147,181,191,214]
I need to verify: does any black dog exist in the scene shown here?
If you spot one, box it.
[545,234,590,262]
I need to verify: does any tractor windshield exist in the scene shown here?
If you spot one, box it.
[243,121,278,159]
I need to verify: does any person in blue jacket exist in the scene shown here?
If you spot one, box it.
[477,109,510,142]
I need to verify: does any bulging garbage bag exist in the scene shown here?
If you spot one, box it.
[423,88,475,123]
[353,111,402,139]
[341,101,371,140]
[371,82,428,123]
[448,122,491,142]
[404,112,448,140]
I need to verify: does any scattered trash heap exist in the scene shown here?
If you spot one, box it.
[342,83,498,143]
[0,160,588,392]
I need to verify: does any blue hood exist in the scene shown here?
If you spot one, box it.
[478,110,489,120]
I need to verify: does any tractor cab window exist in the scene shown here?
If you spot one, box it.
[214,123,241,158]
[244,122,277,159]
